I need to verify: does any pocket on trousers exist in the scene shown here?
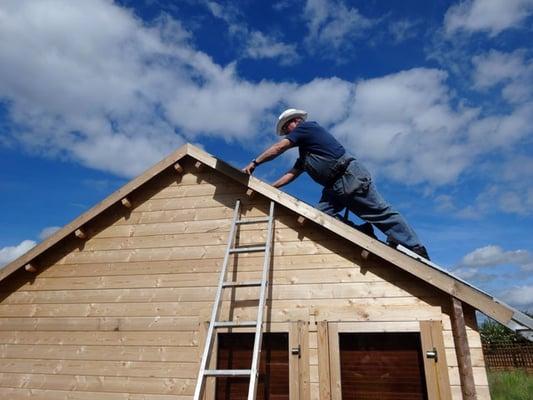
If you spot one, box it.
[343,162,371,195]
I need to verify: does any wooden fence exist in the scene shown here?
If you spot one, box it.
[482,342,533,371]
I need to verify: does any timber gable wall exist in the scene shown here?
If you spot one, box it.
[0,157,488,399]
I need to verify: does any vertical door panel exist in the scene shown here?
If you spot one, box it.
[420,321,452,400]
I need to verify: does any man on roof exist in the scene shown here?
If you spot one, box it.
[242,108,430,260]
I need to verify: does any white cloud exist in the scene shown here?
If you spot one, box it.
[0,0,348,168]
[285,78,353,127]
[473,50,527,88]
[0,240,36,268]
[467,102,533,149]
[244,31,298,65]
[0,0,530,193]
[444,0,533,37]
[333,68,478,185]
[389,19,419,43]
[39,227,61,241]
[273,1,292,11]
[500,285,533,311]
[472,50,533,103]
[458,245,530,268]
[452,267,496,282]
[204,1,297,64]
[0,0,188,177]
[0,0,295,176]
[303,0,376,53]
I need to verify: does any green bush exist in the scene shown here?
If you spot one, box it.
[488,370,533,400]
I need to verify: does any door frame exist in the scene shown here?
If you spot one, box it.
[319,320,452,400]
[199,321,309,400]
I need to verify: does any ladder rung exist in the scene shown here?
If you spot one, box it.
[229,246,266,253]
[236,217,270,225]
[204,369,251,377]
[222,280,262,288]
[214,321,257,328]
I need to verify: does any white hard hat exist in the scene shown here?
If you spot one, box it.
[276,108,308,135]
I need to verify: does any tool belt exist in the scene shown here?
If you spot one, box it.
[302,152,355,187]
[329,156,355,185]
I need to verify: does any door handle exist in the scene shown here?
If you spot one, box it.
[426,347,438,362]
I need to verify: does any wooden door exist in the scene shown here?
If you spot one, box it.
[337,332,428,400]
[321,322,450,400]
[216,332,289,400]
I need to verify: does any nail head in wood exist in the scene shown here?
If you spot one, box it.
[173,163,184,173]
[121,197,132,208]
[194,161,204,171]
[25,263,37,273]
[361,249,370,260]
[74,229,86,239]
[297,216,306,225]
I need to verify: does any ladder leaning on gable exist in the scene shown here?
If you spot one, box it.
[193,199,276,400]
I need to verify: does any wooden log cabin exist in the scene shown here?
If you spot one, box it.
[1,144,531,400]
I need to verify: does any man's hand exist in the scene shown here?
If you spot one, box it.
[242,161,256,175]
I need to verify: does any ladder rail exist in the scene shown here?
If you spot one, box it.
[193,200,276,400]
[192,200,242,400]
[248,201,275,400]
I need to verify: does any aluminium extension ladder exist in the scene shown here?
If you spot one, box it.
[193,199,276,400]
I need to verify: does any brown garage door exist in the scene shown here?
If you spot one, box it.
[339,332,428,400]
[216,332,289,400]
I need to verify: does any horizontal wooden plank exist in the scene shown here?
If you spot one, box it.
[158,170,234,186]
[14,267,414,292]
[1,281,435,304]
[131,193,254,212]
[0,297,426,318]
[78,227,336,252]
[331,321,421,333]
[114,206,237,225]
[96,212,303,239]
[149,181,244,200]
[0,344,198,362]
[0,316,198,332]
[0,358,198,379]
[311,305,441,321]
[0,372,194,396]
[1,308,451,336]
[0,387,183,399]
[94,212,323,240]
[0,331,198,347]
[55,239,371,265]
[37,253,361,277]
[111,205,251,226]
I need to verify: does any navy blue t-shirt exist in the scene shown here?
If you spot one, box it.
[285,121,345,169]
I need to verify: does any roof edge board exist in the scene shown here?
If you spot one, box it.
[0,143,525,339]
[0,145,190,282]
[186,145,517,328]
[400,247,533,340]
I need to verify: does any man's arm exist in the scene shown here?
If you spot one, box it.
[272,167,303,188]
[242,138,294,174]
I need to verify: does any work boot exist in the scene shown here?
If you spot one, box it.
[409,245,430,261]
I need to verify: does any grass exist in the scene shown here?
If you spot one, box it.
[487,370,533,400]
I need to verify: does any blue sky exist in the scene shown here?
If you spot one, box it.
[0,0,532,313]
